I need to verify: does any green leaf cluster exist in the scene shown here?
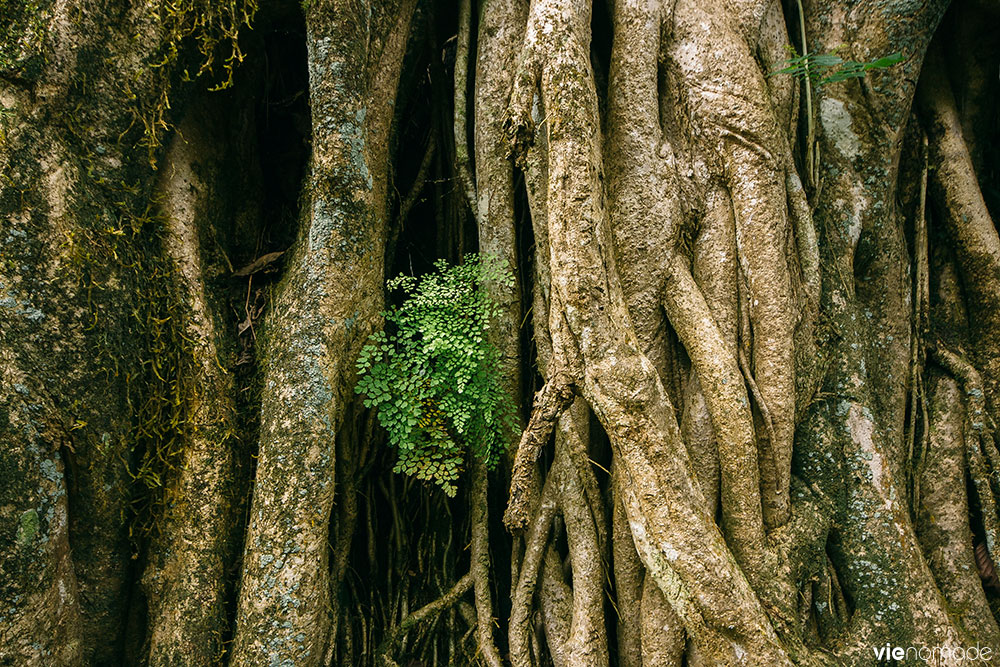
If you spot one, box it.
[770,49,904,86]
[355,254,518,496]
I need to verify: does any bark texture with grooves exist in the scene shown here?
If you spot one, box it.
[231,0,415,663]
[141,98,240,666]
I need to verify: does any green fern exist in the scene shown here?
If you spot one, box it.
[355,254,518,496]
[769,48,904,86]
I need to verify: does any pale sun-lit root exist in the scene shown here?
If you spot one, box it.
[562,398,609,561]
[785,166,825,425]
[729,147,796,528]
[679,373,720,515]
[509,476,559,667]
[640,574,684,667]
[505,373,576,531]
[611,459,643,667]
[554,401,608,665]
[666,0,797,529]
[755,0,799,139]
[603,0,768,572]
[603,0,675,384]
[142,100,239,666]
[540,545,573,667]
[662,259,767,575]
[785,166,823,416]
[682,184,741,513]
[470,461,503,667]
[507,150,565,666]
[786,169,820,313]
[509,0,792,660]
[605,0,767,574]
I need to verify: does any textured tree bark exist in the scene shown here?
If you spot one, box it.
[0,362,83,665]
[230,1,415,663]
[141,98,241,666]
[507,0,789,660]
[474,0,527,412]
[919,44,1000,425]
[0,1,218,662]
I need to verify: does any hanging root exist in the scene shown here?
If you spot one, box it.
[540,543,573,667]
[470,461,503,667]
[509,475,559,667]
[931,345,1000,559]
[327,408,371,663]
[453,0,477,216]
[640,574,685,667]
[554,401,608,665]
[663,256,767,575]
[786,168,820,310]
[377,572,474,666]
[611,455,643,666]
[505,372,576,531]
[662,0,797,529]
[503,15,542,170]
[562,399,608,562]
[143,104,239,665]
[388,130,436,269]
[908,135,930,507]
[738,346,779,490]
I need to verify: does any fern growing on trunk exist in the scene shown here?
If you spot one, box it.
[355,254,518,495]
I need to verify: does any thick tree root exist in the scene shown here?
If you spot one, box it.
[142,99,239,666]
[505,373,576,531]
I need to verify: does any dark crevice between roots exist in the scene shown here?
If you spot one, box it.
[390,0,475,278]
[223,3,312,656]
[113,5,312,660]
[332,7,509,664]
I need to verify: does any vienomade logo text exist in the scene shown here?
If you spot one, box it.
[873,643,995,663]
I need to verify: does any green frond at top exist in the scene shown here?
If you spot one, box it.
[355,254,518,496]
[769,48,904,86]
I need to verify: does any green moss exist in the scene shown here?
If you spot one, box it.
[15,509,38,548]
[127,0,258,165]
[0,0,53,80]
[65,206,203,546]
[41,0,260,548]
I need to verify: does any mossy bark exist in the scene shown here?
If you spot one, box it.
[230,1,415,663]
